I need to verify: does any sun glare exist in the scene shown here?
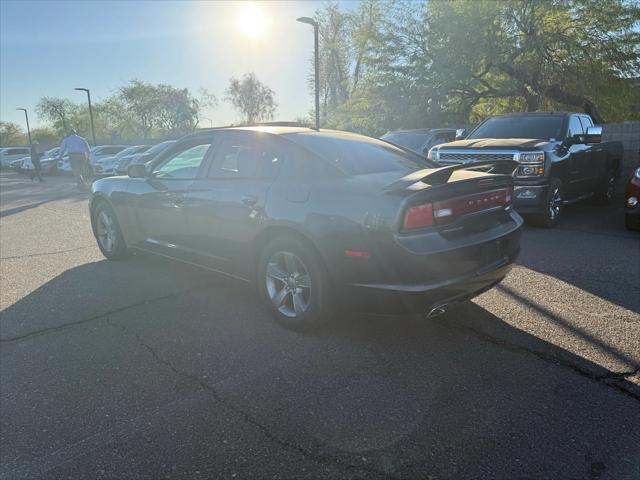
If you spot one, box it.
[237,3,269,39]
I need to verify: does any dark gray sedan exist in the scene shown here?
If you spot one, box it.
[90,127,522,330]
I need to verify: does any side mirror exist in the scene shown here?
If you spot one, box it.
[455,129,466,141]
[127,163,147,178]
[585,125,602,144]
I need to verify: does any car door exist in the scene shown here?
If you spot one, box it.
[183,131,283,277]
[132,139,214,257]
[579,115,603,191]
[565,115,589,197]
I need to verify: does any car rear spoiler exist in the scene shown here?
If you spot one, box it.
[383,160,518,193]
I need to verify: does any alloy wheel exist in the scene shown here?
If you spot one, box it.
[548,187,562,221]
[265,251,312,318]
[96,210,116,253]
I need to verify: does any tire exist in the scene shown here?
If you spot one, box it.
[257,236,334,331]
[529,178,563,228]
[593,168,617,206]
[626,215,640,231]
[91,201,129,260]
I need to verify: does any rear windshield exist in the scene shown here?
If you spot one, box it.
[284,132,432,175]
[381,132,430,153]
[469,116,565,140]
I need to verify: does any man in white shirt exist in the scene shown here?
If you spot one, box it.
[59,130,91,190]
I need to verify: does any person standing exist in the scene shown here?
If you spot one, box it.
[30,141,45,182]
[59,130,91,190]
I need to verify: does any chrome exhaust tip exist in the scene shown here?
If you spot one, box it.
[426,305,447,319]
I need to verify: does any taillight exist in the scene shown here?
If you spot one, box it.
[402,188,513,231]
[403,203,434,230]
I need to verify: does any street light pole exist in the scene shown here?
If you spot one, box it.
[296,17,320,130]
[16,108,32,145]
[75,87,97,146]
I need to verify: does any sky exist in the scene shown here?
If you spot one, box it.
[0,0,359,130]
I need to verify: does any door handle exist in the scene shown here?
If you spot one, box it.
[241,195,258,206]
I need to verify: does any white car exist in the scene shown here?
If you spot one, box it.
[94,145,150,176]
[10,156,29,170]
[57,155,72,174]
[22,147,60,174]
[89,145,128,167]
[0,147,31,168]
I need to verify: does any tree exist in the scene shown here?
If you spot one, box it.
[312,0,640,135]
[35,97,75,134]
[31,128,59,146]
[0,121,25,146]
[225,73,277,124]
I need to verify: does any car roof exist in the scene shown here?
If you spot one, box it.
[196,125,315,135]
[491,111,580,118]
[384,128,456,135]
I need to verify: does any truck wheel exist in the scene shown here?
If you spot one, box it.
[530,179,563,228]
[593,168,617,206]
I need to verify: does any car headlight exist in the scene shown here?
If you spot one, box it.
[517,151,545,164]
[427,147,439,161]
[635,167,640,180]
[516,165,545,177]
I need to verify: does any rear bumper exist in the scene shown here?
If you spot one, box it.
[342,255,516,314]
[338,217,522,314]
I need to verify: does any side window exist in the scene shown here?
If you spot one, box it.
[153,143,211,179]
[209,136,282,179]
[567,116,584,138]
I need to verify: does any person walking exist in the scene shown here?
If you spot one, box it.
[30,141,45,182]
[59,130,91,190]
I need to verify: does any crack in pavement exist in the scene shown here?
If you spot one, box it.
[0,288,197,343]
[0,245,95,261]
[433,317,640,402]
[106,317,400,479]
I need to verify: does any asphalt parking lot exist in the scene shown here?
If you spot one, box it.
[1,171,639,479]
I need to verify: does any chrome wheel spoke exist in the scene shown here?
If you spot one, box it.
[267,263,288,282]
[273,286,289,308]
[283,252,298,275]
[292,291,306,315]
[296,274,311,289]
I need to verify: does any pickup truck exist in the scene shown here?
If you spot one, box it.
[428,112,623,227]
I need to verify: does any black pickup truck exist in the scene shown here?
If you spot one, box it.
[428,112,623,227]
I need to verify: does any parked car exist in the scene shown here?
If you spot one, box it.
[9,156,29,170]
[56,154,72,174]
[0,147,31,168]
[90,126,522,330]
[114,140,176,175]
[428,112,623,227]
[94,145,150,176]
[21,147,60,175]
[381,128,457,156]
[625,166,640,231]
[89,145,128,167]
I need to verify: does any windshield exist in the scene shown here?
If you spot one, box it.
[285,132,432,176]
[469,116,565,140]
[381,132,431,153]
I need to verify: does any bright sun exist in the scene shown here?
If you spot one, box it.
[237,2,269,39]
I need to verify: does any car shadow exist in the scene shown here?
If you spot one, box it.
[517,202,640,313]
[1,254,639,478]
